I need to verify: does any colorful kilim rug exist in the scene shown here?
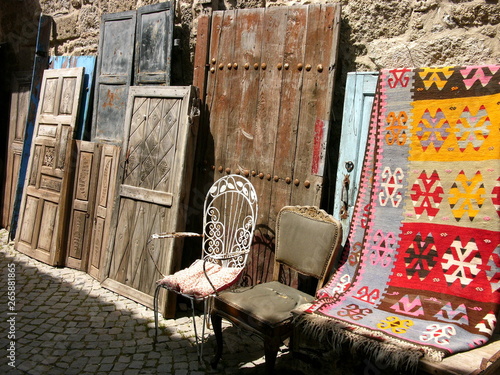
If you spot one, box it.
[295,65,500,371]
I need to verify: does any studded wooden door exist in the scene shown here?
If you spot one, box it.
[2,72,31,230]
[199,4,341,230]
[194,4,341,282]
[102,86,198,316]
[15,67,84,266]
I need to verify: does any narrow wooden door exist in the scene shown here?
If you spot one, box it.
[2,72,31,230]
[9,15,52,238]
[333,72,378,243]
[91,10,136,144]
[88,143,120,280]
[102,86,198,317]
[65,141,100,270]
[15,67,84,266]
[135,2,174,85]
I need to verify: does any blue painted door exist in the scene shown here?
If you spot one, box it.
[333,72,378,244]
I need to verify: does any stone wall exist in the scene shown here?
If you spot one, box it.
[2,0,499,79]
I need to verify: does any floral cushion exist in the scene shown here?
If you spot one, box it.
[157,259,242,298]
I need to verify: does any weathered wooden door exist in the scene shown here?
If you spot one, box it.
[66,141,99,270]
[92,3,175,144]
[199,4,341,229]
[15,67,84,266]
[333,72,378,243]
[193,4,341,282]
[2,72,31,230]
[88,143,120,280]
[65,141,120,276]
[135,2,174,85]
[9,15,52,238]
[91,10,136,144]
[102,86,199,317]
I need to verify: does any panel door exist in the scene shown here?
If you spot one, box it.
[102,86,198,317]
[49,56,96,140]
[65,141,100,270]
[135,2,174,85]
[91,10,136,144]
[88,143,120,280]
[333,72,378,243]
[2,72,31,230]
[15,67,84,266]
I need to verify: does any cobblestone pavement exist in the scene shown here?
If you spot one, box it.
[0,229,318,375]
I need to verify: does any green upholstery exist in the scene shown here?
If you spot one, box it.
[276,208,339,278]
[214,281,315,329]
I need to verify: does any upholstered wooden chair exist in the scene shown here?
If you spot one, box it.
[210,205,343,374]
[151,174,258,361]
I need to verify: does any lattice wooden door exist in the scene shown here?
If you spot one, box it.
[15,67,84,266]
[102,86,198,317]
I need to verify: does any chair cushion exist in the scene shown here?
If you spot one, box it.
[157,260,242,298]
[214,281,315,328]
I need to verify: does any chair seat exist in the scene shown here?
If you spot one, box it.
[213,281,315,334]
[157,259,242,298]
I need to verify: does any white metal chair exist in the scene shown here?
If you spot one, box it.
[151,174,258,361]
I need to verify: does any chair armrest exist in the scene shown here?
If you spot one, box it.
[150,232,203,239]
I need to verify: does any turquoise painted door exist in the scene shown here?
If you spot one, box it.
[333,72,378,244]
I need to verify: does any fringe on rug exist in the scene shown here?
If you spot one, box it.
[294,310,445,374]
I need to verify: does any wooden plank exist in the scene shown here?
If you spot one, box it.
[192,11,212,105]
[103,86,199,317]
[419,334,500,375]
[206,10,237,178]
[9,15,52,239]
[91,10,136,144]
[49,56,97,140]
[268,5,307,229]
[65,140,100,270]
[2,72,31,230]
[134,2,174,85]
[292,4,341,207]
[119,185,173,206]
[15,67,84,266]
[88,144,120,280]
[332,72,378,243]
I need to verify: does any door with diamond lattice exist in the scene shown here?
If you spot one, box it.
[102,86,198,317]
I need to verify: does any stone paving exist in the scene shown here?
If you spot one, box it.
[0,229,319,375]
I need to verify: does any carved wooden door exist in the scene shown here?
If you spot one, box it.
[65,141,120,276]
[66,141,100,271]
[88,143,120,280]
[2,72,31,230]
[15,67,84,266]
[102,86,198,317]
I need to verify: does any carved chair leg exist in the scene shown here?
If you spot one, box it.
[210,313,223,369]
